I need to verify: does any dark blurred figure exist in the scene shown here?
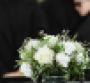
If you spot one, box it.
[73,0,90,42]
[41,0,90,42]
[0,0,47,76]
[40,0,82,35]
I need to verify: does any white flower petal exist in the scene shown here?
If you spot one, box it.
[56,53,70,67]
[76,53,84,63]
[20,62,32,77]
[63,41,76,55]
[25,39,40,50]
[74,42,84,52]
[34,45,54,65]
[44,35,58,47]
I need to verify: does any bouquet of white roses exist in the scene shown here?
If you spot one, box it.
[18,30,90,81]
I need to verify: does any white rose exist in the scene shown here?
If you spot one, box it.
[20,62,32,77]
[76,53,84,63]
[63,41,76,55]
[56,53,70,67]
[44,35,58,47]
[25,39,40,50]
[74,42,84,52]
[34,45,54,65]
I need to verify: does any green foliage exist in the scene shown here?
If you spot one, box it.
[52,44,65,53]
[18,31,90,81]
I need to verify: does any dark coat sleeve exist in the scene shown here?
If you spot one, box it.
[41,0,81,35]
[0,34,17,74]
[74,15,90,42]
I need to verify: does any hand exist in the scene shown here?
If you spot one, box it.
[3,70,23,78]
[74,0,90,16]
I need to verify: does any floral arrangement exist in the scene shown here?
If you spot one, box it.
[18,30,90,81]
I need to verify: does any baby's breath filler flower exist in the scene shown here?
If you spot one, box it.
[43,35,58,47]
[74,42,84,53]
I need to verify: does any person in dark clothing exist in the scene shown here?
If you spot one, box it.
[76,15,90,42]
[73,0,90,42]
[41,0,90,42]
[41,0,82,35]
[0,0,47,76]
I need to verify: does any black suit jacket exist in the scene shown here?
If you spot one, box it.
[41,0,90,41]
[75,15,90,42]
[0,0,47,74]
[41,0,82,35]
